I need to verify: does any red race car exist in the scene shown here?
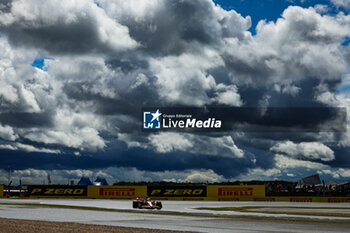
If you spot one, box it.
[132,197,162,209]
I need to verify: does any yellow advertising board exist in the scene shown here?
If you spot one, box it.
[88,185,147,199]
[269,196,350,203]
[326,197,350,202]
[21,183,350,202]
[28,185,87,198]
[207,185,265,201]
[0,185,3,198]
[147,185,206,200]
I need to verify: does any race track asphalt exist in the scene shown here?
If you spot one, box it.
[0,199,349,233]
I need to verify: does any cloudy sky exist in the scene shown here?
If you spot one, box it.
[0,0,350,185]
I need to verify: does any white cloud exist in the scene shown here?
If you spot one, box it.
[213,84,243,106]
[314,4,329,13]
[148,133,193,153]
[0,124,17,141]
[252,6,350,84]
[2,167,225,185]
[242,153,350,181]
[0,166,225,185]
[179,170,223,183]
[271,141,335,161]
[273,84,301,96]
[0,2,348,156]
[337,168,350,177]
[19,85,41,113]
[149,50,222,106]
[15,143,60,154]
[331,0,350,10]
[121,132,244,159]
[0,82,18,103]
[239,168,281,180]
[315,88,350,148]
[0,36,42,113]
[0,142,60,154]
[318,168,350,179]
[23,128,105,152]
[274,154,328,169]
[99,0,164,21]
[0,144,16,150]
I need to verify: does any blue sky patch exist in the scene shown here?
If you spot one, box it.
[342,36,350,46]
[31,54,54,71]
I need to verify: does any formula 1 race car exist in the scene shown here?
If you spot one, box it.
[132,197,162,209]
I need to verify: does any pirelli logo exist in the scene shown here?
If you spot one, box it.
[290,198,312,202]
[28,185,87,196]
[99,188,135,197]
[254,197,276,202]
[218,198,239,201]
[218,187,253,196]
[328,198,350,203]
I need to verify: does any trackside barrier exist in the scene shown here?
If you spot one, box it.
[88,186,147,199]
[205,185,350,202]
[0,185,3,198]
[24,184,350,202]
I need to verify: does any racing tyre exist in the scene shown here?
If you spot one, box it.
[156,201,162,209]
[132,201,138,208]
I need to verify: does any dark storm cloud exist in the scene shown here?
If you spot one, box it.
[0,142,256,178]
[0,111,53,128]
[6,21,102,54]
[62,75,160,115]
[103,0,250,55]
[0,0,137,54]
[105,56,149,73]
[328,147,350,168]
[222,53,277,85]
[0,0,11,13]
